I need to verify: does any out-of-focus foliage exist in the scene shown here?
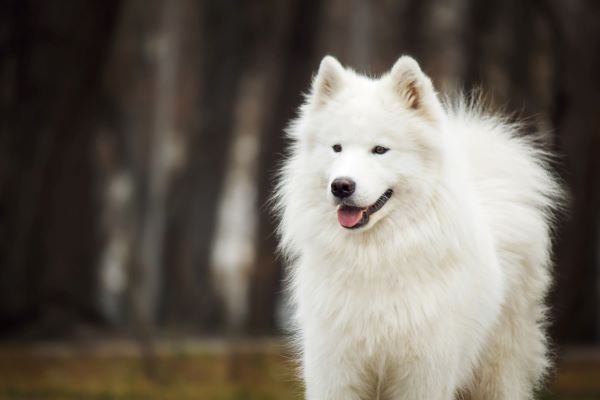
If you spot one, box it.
[0,0,598,344]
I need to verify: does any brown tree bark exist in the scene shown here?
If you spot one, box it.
[0,0,120,337]
[545,0,600,343]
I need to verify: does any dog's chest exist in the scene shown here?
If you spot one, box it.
[297,265,456,339]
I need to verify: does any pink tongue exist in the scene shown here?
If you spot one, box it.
[337,208,364,228]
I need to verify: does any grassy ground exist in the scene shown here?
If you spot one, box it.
[0,341,598,400]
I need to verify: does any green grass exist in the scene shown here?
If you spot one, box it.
[0,346,598,400]
[0,349,301,400]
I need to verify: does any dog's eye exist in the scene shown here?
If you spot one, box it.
[372,145,389,155]
[332,144,342,153]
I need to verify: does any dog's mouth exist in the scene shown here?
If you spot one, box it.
[337,189,393,229]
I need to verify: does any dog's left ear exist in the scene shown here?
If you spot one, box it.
[390,56,444,121]
[309,55,346,108]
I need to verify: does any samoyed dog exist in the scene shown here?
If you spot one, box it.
[274,55,562,400]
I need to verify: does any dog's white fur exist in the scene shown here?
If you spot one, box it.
[274,55,562,400]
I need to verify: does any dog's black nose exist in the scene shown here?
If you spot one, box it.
[331,178,355,198]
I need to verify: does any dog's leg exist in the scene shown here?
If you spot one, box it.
[467,302,549,399]
[386,375,457,400]
[302,337,369,400]
[385,353,461,400]
[303,360,365,400]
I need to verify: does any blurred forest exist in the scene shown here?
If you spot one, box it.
[0,0,599,348]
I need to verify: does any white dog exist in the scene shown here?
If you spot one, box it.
[274,55,562,400]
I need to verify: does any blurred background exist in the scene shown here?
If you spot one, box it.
[0,0,599,399]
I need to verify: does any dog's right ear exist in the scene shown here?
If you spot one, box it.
[389,56,444,123]
[309,56,345,107]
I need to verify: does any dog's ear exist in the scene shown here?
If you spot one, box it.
[390,56,443,121]
[310,55,345,107]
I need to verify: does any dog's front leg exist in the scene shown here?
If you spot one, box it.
[302,337,367,400]
[386,352,461,400]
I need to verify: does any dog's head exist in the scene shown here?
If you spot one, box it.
[282,56,449,237]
